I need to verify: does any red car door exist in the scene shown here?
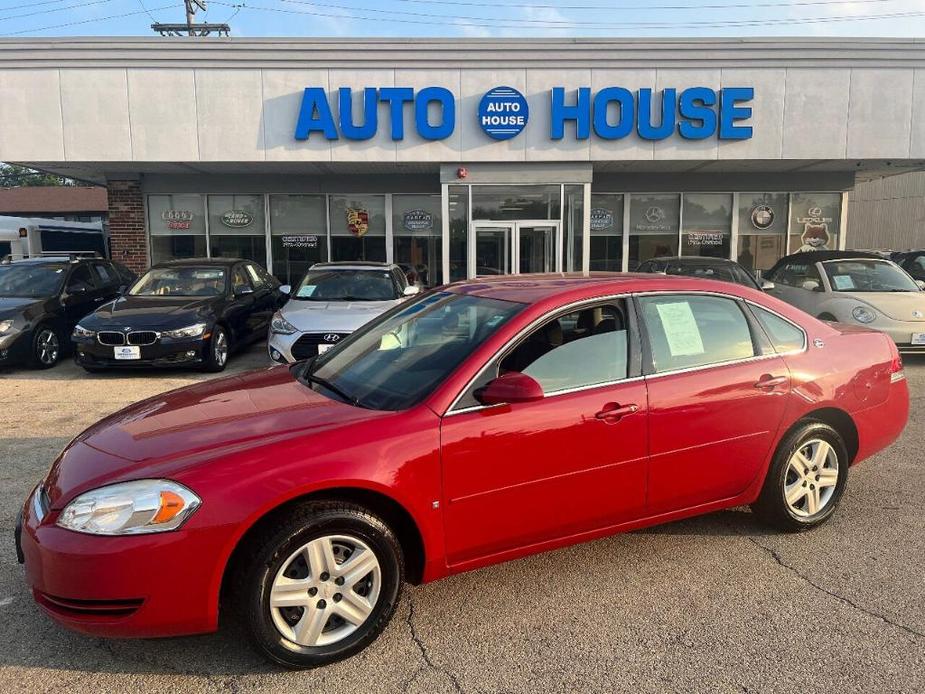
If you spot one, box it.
[439,300,649,567]
[636,293,791,514]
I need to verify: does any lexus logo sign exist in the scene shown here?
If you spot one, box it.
[323,334,341,343]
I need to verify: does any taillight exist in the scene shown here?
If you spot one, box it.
[888,339,905,382]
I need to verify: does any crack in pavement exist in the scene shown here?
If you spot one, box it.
[748,538,925,640]
[402,592,464,694]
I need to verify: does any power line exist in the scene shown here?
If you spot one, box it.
[135,0,159,22]
[213,0,925,29]
[0,3,180,36]
[0,0,71,15]
[0,0,116,23]
[391,0,902,10]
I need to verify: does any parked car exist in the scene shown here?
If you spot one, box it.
[18,274,908,668]
[71,258,286,372]
[636,255,772,291]
[0,254,134,369]
[891,250,925,283]
[268,261,419,363]
[764,250,925,352]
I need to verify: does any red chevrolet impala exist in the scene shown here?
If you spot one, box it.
[17,274,908,668]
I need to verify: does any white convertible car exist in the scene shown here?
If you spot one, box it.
[764,250,925,353]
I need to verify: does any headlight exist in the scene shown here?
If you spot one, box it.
[852,306,876,324]
[56,480,201,535]
[270,312,298,335]
[0,319,13,334]
[72,324,95,338]
[162,322,207,339]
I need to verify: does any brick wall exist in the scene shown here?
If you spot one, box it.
[107,179,147,273]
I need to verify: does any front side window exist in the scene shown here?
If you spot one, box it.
[750,305,806,353]
[822,260,920,293]
[0,263,67,298]
[66,265,96,293]
[129,267,227,297]
[292,269,401,302]
[307,292,524,411]
[639,294,756,373]
[767,261,823,290]
[232,266,253,294]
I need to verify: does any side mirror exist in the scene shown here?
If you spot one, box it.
[916,280,925,291]
[801,279,821,292]
[403,285,421,297]
[67,285,88,295]
[474,372,544,406]
[279,284,291,295]
[760,280,775,291]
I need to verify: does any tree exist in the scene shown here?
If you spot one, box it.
[0,163,75,187]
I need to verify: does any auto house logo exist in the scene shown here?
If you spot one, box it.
[323,334,341,343]
[478,86,529,140]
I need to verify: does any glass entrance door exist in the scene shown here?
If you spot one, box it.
[517,224,556,274]
[473,224,512,276]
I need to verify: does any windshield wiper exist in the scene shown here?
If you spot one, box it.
[304,373,365,408]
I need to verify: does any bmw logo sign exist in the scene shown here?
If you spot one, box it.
[750,204,775,230]
[478,86,529,140]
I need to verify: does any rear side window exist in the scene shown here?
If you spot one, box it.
[750,305,806,353]
[768,261,822,289]
[91,262,115,288]
[639,294,756,373]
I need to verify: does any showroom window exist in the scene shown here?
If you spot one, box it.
[393,194,442,287]
[147,194,206,264]
[329,194,386,263]
[737,193,788,275]
[448,186,468,282]
[789,193,841,255]
[590,193,624,271]
[682,193,732,259]
[208,194,267,266]
[564,185,584,272]
[628,194,680,270]
[471,184,561,221]
[269,195,327,285]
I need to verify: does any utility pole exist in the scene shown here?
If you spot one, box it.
[152,0,231,37]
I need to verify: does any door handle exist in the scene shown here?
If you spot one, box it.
[754,374,788,389]
[594,402,639,422]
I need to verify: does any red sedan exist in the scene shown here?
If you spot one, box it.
[17,274,908,668]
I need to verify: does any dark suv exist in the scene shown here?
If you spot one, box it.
[0,255,135,369]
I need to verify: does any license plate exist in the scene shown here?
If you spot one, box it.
[317,343,334,354]
[113,345,141,360]
[912,333,925,345]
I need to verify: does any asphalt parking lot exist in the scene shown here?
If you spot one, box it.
[1,346,923,694]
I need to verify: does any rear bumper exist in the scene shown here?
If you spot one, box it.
[853,378,910,465]
[18,486,226,638]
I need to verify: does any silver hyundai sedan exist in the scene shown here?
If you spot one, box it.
[268,262,419,363]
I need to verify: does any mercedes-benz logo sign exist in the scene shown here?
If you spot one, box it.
[323,334,341,343]
[644,206,665,224]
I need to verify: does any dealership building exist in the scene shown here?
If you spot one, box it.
[1,37,924,285]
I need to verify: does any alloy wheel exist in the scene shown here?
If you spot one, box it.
[214,330,228,367]
[36,329,59,365]
[783,438,839,518]
[269,534,381,648]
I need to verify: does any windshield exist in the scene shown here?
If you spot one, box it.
[0,263,66,298]
[293,269,400,301]
[303,291,524,410]
[664,261,759,289]
[129,267,227,297]
[822,260,920,293]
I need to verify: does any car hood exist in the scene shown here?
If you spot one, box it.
[841,292,925,322]
[43,365,387,508]
[83,295,218,328]
[281,299,400,332]
[0,296,44,319]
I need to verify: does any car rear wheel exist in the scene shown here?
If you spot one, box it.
[238,501,404,669]
[202,326,229,372]
[30,325,61,369]
[751,421,848,532]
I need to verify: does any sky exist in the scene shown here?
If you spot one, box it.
[3,0,925,38]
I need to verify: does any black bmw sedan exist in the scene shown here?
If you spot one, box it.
[72,258,286,372]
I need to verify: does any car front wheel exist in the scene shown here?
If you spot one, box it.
[238,501,404,669]
[202,326,229,372]
[30,325,61,369]
[751,421,848,532]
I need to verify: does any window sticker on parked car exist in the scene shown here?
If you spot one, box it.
[656,301,706,357]
[297,284,316,298]
[192,270,224,279]
[832,274,856,290]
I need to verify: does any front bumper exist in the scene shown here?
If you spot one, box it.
[17,485,225,638]
[267,330,350,364]
[73,334,209,368]
[0,330,31,366]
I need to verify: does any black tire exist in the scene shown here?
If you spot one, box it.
[29,324,62,369]
[202,325,229,372]
[237,501,404,669]
[751,421,849,532]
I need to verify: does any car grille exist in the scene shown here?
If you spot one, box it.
[98,331,159,346]
[291,332,350,360]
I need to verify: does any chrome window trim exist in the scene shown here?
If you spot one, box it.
[743,298,809,355]
[444,292,636,416]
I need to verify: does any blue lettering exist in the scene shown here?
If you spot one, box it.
[719,87,753,140]
[415,86,455,140]
[338,87,378,140]
[637,88,676,140]
[592,87,634,140]
[678,87,717,140]
[378,87,414,140]
[550,87,591,140]
[294,87,337,140]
